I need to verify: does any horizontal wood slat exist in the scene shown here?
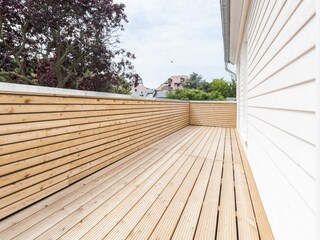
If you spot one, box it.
[0,92,189,219]
[190,102,237,128]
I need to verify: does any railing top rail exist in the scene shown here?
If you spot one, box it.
[189,100,237,104]
[0,82,189,103]
[0,82,237,104]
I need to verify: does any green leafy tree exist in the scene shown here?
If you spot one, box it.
[199,81,211,93]
[183,72,211,92]
[208,91,226,100]
[166,89,225,101]
[210,78,229,98]
[183,72,203,89]
[111,77,131,94]
[112,86,130,95]
[227,77,237,97]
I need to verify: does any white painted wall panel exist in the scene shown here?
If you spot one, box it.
[248,49,316,98]
[247,127,315,240]
[237,0,317,239]
[248,79,316,112]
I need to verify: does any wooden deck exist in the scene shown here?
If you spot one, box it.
[0,126,273,240]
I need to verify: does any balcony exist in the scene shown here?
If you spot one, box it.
[0,87,273,240]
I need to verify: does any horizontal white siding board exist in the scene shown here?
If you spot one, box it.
[248,0,286,64]
[248,0,276,58]
[249,15,316,89]
[247,0,259,39]
[248,0,302,74]
[248,0,261,34]
[248,79,316,112]
[248,121,316,222]
[248,106,316,145]
[248,0,266,42]
[248,115,316,181]
[248,49,316,97]
[246,129,315,240]
[236,0,317,238]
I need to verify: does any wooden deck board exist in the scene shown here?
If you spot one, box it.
[0,126,273,240]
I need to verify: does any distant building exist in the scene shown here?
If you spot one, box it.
[130,84,154,97]
[157,75,189,91]
[151,90,169,98]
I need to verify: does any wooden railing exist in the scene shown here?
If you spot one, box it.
[190,101,237,128]
[0,84,236,219]
[0,90,189,218]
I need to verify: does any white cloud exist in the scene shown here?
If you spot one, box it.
[116,0,229,88]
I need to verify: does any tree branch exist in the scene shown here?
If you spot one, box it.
[16,20,30,56]
[0,14,15,52]
[0,72,35,85]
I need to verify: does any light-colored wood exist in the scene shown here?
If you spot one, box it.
[171,127,219,239]
[0,127,190,232]
[0,108,186,135]
[34,129,202,240]
[100,130,211,240]
[148,129,214,239]
[0,126,273,239]
[217,128,237,240]
[0,127,195,236]
[231,129,259,240]
[8,128,202,240]
[0,92,189,218]
[235,130,275,240]
[194,128,223,239]
[60,128,206,240]
[105,128,213,240]
[0,91,187,105]
[0,122,188,218]
[190,102,237,127]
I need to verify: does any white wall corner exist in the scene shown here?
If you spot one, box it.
[235,0,250,64]
[316,0,320,238]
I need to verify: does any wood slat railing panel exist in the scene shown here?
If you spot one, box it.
[190,102,236,128]
[0,92,189,219]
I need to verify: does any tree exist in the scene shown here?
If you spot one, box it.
[199,81,211,93]
[0,0,140,91]
[111,77,131,95]
[183,72,211,92]
[166,89,225,101]
[210,78,229,98]
[183,72,203,89]
[227,77,237,97]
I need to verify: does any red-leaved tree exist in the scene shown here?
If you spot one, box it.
[0,0,141,91]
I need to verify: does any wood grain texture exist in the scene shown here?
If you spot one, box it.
[190,102,237,127]
[0,92,189,219]
[0,126,273,239]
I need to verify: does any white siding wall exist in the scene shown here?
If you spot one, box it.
[237,0,317,239]
[238,30,248,142]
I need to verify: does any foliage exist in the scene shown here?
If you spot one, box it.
[111,77,131,94]
[199,81,211,93]
[182,72,210,92]
[0,0,141,91]
[112,86,130,95]
[166,89,225,101]
[182,72,203,89]
[167,72,237,101]
[227,77,237,97]
[210,77,237,98]
[210,78,229,98]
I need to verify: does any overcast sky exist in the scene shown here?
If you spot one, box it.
[117,0,230,89]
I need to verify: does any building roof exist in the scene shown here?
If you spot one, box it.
[131,84,149,91]
[157,75,189,90]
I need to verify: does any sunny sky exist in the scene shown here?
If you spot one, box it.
[116,0,230,89]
